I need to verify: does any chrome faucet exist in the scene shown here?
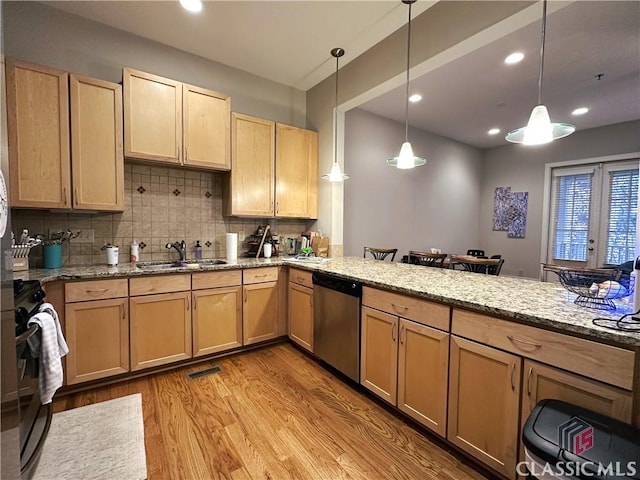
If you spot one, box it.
[165,240,187,261]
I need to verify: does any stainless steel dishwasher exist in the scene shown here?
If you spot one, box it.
[312,272,362,382]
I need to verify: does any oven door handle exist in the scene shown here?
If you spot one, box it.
[15,325,39,345]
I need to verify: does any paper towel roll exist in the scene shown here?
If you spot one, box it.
[226,233,238,261]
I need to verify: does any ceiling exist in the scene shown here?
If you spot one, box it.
[43,0,639,150]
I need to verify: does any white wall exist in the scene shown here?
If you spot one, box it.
[480,120,640,278]
[344,108,482,259]
[1,2,306,126]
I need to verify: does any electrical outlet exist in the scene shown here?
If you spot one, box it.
[238,231,245,241]
[73,229,94,243]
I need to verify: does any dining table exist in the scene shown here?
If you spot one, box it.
[449,255,502,274]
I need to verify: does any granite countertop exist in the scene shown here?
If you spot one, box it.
[17,256,640,347]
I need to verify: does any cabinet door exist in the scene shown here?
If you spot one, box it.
[448,336,521,479]
[130,291,191,371]
[243,282,278,345]
[275,123,318,218]
[183,84,230,170]
[397,319,449,437]
[65,298,129,384]
[192,286,242,357]
[360,306,398,405]
[229,113,275,216]
[70,75,124,211]
[288,282,313,352]
[123,68,182,164]
[6,59,70,208]
[522,359,633,424]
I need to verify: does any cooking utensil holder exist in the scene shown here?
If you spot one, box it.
[43,244,63,269]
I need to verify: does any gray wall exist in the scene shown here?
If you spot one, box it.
[344,108,482,259]
[2,1,306,126]
[480,120,640,278]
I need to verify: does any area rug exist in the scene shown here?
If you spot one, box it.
[32,393,147,480]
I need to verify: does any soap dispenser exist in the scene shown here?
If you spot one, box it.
[194,240,202,260]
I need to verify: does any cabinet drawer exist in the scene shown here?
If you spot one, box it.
[65,279,128,302]
[192,270,242,290]
[289,268,313,289]
[363,287,450,332]
[129,274,191,296]
[452,308,635,390]
[243,267,279,284]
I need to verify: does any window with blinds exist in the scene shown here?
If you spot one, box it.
[552,172,593,261]
[605,169,638,264]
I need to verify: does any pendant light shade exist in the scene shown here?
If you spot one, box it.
[322,47,349,182]
[387,0,426,169]
[505,0,575,145]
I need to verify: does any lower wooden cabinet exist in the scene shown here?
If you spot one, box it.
[65,297,129,385]
[361,306,398,404]
[360,305,449,437]
[192,286,242,357]
[243,282,278,345]
[397,318,449,437]
[129,291,192,371]
[448,335,521,479]
[288,281,313,352]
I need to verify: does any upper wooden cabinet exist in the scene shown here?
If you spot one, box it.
[123,68,230,170]
[228,113,275,216]
[226,115,318,219]
[6,59,70,208]
[275,123,318,218]
[6,59,124,211]
[70,74,124,211]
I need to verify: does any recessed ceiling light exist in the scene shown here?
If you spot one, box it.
[409,94,422,103]
[488,128,501,135]
[504,52,524,65]
[571,107,589,116]
[179,0,202,13]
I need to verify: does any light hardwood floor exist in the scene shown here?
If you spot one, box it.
[53,343,490,480]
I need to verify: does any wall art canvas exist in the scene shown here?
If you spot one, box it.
[492,186,511,231]
[507,191,528,238]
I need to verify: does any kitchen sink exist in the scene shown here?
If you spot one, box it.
[137,259,227,270]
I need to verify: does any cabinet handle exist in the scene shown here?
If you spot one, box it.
[74,188,79,206]
[63,187,67,205]
[510,362,516,391]
[391,321,396,341]
[400,324,405,344]
[193,297,197,310]
[276,201,279,214]
[185,146,188,162]
[527,366,533,396]
[296,277,305,283]
[244,288,247,303]
[85,288,108,294]
[391,303,408,312]
[186,296,190,311]
[254,274,267,278]
[507,335,542,350]
[176,144,179,162]
[120,303,125,319]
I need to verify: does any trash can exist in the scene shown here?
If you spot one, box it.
[522,399,640,479]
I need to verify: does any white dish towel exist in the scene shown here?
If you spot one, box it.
[27,302,69,404]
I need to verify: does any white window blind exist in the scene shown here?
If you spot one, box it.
[552,172,593,261]
[605,168,638,264]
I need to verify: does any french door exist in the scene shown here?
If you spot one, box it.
[547,159,639,269]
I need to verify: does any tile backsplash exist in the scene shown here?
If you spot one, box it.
[12,163,314,267]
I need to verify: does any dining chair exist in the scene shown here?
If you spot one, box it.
[363,247,397,261]
[466,249,485,257]
[487,258,505,276]
[408,251,447,268]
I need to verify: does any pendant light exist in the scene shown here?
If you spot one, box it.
[388,0,426,169]
[505,0,575,145]
[322,48,349,182]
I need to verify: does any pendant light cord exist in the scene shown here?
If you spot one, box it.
[335,52,339,166]
[537,0,547,106]
[404,1,412,143]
